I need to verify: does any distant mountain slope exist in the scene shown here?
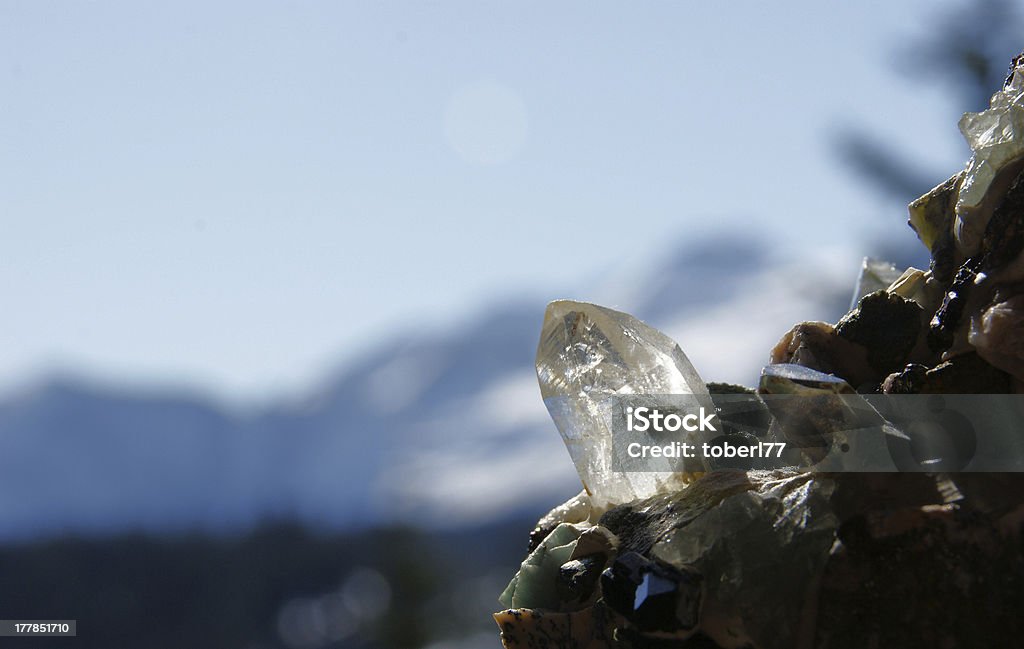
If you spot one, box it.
[0,232,864,540]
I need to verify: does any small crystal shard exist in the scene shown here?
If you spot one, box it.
[850,258,903,309]
[758,363,855,395]
[536,300,715,510]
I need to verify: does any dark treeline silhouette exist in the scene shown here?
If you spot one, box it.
[0,519,533,649]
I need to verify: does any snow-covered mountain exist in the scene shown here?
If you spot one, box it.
[0,232,865,540]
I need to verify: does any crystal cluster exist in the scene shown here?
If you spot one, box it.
[495,55,1024,649]
[955,55,1024,256]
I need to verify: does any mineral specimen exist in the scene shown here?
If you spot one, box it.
[496,54,1024,649]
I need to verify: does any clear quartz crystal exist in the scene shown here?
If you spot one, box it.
[850,257,903,310]
[535,300,715,510]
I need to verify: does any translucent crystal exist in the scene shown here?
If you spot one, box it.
[849,258,903,310]
[759,364,906,472]
[758,363,855,395]
[536,300,715,510]
[955,63,1024,255]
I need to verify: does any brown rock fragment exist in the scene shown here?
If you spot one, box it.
[770,321,875,388]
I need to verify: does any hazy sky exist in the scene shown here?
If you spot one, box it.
[0,1,984,399]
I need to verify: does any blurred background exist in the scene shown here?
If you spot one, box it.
[0,1,1020,647]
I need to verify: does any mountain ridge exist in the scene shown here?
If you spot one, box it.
[0,231,864,540]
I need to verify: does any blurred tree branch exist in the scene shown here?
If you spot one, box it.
[836,0,1023,203]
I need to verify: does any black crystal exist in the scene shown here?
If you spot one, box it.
[600,551,701,633]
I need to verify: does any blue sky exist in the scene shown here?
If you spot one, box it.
[0,1,984,399]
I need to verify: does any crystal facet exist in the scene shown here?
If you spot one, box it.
[536,300,715,510]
